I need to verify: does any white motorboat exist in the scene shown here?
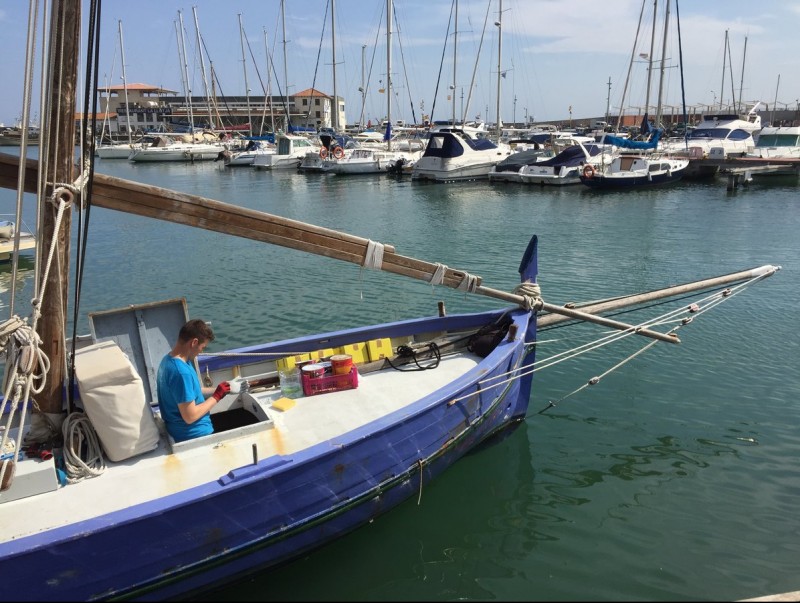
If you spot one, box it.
[222,141,277,167]
[661,104,763,159]
[748,126,800,159]
[252,134,320,170]
[517,144,611,186]
[325,147,422,176]
[411,129,513,182]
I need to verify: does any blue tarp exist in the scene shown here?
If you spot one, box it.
[603,129,662,150]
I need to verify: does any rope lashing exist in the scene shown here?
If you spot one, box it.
[513,281,543,311]
[429,263,447,286]
[428,264,478,293]
[359,240,385,300]
[457,272,479,293]
[362,239,385,270]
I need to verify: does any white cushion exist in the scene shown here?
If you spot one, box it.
[74,340,160,461]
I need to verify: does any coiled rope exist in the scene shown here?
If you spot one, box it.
[513,281,542,310]
[61,412,105,483]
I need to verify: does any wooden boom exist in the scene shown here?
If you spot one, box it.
[0,153,780,345]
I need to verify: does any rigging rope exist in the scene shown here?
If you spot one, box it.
[444,274,767,410]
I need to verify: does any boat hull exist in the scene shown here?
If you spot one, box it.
[580,169,685,189]
[128,145,223,162]
[0,306,537,601]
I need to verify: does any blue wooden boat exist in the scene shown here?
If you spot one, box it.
[0,230,541,600]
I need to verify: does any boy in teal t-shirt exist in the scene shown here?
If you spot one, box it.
[156,319,231,442]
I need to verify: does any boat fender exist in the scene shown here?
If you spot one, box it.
[319,147,329,159]
[582,164,595,179]
[333,146,345,159]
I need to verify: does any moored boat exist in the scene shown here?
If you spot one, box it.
[252,133,319,170]
[127,134,224,162]
[411,129,513,182]
[0,218,35,262]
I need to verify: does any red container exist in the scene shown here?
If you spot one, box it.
[301,364,325,380]
[330,354,353,375]
[302,366,359,396]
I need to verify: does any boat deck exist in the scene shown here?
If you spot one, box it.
[0,351,481,541]
[0,232,35,261]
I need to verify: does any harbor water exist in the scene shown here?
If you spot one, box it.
[1,152,799,601]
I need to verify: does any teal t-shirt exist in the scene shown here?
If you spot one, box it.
[156,354,213,442]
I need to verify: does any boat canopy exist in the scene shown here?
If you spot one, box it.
[494,149,551,172]
[421,131,496,158]
[603,129,662,150]
[536,144,602,167]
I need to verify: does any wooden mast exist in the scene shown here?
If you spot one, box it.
[37,0,80,416]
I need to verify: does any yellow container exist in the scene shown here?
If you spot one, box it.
[309,348,337,361]
[337,342,369,364]
[367,338,393,361]
[276,353,311,372]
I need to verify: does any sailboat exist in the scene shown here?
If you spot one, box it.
[580,0,689,190]
[324,0,422,176]
[95,21,140,159]
[411,0,513,181]
[0,2,781,600]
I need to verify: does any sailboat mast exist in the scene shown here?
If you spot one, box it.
[386,0,392,149]
[655,0,670,127]
[331,0,338,132]
[644,0,657,116]
[452,0,458,124]
[616,0,648,133]
[282,0,289,131]
[176,12,195,136]
[495,0,503,139]
[118,20,132,144]
[265,28,275,135]
[38,0,80,416]
[360,44,366,130]
[192,7,214,131]
[238,14,252,137]
[720,29,728,110]
[770,74,780,126]
[737,36,747,115]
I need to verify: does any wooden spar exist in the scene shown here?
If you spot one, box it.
[0,153,494,294]
[537,264,781,328]
[0,153,779,345]
[36,1,81,415]
[537,301,681,344]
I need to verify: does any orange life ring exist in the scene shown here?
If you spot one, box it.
[582,164,595,179]
[319,147,328,159]
[333,146,345,159]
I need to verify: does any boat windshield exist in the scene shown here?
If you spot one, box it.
[756,134,800,147]
[689,128,751,140]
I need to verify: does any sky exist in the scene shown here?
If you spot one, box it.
[1,0,799,128]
